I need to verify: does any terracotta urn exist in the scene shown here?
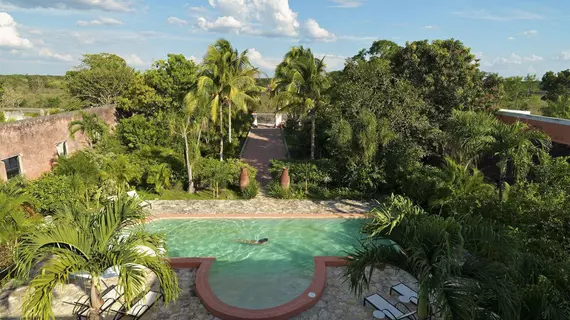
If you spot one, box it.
[280,167,290,189]
[239,167,250,191]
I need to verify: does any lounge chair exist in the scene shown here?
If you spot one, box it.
[364,293,417,320]
[113,290,163,320]
[126,190,152,209]
[71,285,124,320]
[390,283,418,305]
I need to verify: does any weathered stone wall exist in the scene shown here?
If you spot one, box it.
[0,106,116,181]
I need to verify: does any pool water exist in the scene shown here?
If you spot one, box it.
[146,218,365,309]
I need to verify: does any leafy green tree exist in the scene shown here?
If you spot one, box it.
[14,196,179,320]
[541,69,570,102]
[66,53,135,107]
[542,96,570,119]
[444,110,497,165]
[197,39,261,160]
[274,46,330,159]
[117,114,165,150]
[352,39,401,63]
[146,163,171,194]
[68,112,109,147]
[346,194,517,320]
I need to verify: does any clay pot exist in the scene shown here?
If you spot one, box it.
[239,167,250,191]
[280,167,290,189]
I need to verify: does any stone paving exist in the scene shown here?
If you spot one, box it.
[0,266,417,320]
[241,127,288,186]
[149,197,371,216]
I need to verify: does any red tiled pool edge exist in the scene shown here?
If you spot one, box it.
[167,256,349,320]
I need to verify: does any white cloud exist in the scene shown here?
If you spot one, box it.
[328,0,364,8]
[0,12,33,49]
[423,25,439,29]
[304,19,336,42]
[77,17,124,26]
[1,0,134,12]
[523,54,543,62]
[452,9,544,21]
[508,36,515,40]
[316,53,347,70]
[338,35,377,42]
[556,50,570,61]
[247,48,279,71]
[520,29,538,37]
[196,0,300,37]
[38,48,73,61]
[125,53,146,67]
[166,16,188,26]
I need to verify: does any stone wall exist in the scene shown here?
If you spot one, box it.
[0,106,116,181]
[496,109,570,146]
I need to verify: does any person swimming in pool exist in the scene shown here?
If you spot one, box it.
[235,238,269,245]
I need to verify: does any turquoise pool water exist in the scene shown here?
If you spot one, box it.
[146,218,365,309]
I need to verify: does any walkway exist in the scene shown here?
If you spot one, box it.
[241,127,288,185]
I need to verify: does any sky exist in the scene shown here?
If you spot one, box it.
[0,0,569,77]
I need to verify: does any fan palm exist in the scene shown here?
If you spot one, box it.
[273,47,330,159]
[491,121,551,200]
[14,196,179,320]
[346,194,517,320]
[68,112,109,147]
[198,39,261,160]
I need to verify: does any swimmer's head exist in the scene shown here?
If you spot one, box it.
[258,238,269,243]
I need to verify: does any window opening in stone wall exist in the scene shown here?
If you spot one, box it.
[2,156,21,180]
[56,141,68,156]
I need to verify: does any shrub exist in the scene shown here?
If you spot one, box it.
[28,174,76,215]
[240,180,259,199]
[194,158,257,197]
[145,163,172,194]
[266,182,305,199]
[117,115,166,150]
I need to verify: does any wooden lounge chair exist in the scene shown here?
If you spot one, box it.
[364,293,417,320]
[113,290,163,320]
[71,285,124,320]
[390,283,419,305]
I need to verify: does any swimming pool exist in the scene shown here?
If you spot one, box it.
[146,218,365,309]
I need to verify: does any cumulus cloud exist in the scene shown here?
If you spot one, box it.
[247,48,279,71]
[523,54,543,62]
[195,0,300,37]
[486,53,544,66]
[38,48,73,61]
[0,0,134,12]
[556,50,570,61]
[304,19,336,42]
[328,0,364,8]
[0,12,33,49]
[77,17,124,26]
[166,16,188,26]
[125,53,146,67]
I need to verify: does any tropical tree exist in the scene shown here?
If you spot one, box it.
[273,46,330,159]
[345,194,517,320]
[491,121,551,200]
[197,39,261,160]
[444,110,497,166]
[14,196,179,320]
[68,112,109,147]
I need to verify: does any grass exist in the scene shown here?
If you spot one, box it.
[139,188,240,200]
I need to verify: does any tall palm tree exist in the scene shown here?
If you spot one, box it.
[445,110,497,166]
[68,112,109,147]
[273,47,330,159]
[491,121,551,200]
[346,194,517,320]
[14,196,179,320]
[197,39,261,160]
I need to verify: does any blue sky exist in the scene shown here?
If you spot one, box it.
[0,0,569,77]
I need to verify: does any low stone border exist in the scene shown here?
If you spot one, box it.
[168,257,349,320]
[147,213,367,222]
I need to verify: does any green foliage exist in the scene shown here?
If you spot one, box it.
[66,53,136,107]
[541,69,570,102]
[194,158,256,197]
[0,112,5,123]
[266,182,305,199]
[239,180,259,199]
[117,114,165,149]
[542,96,570,119]
[27,174,77,215]
[68,111,109,146]
[146,163,172,194]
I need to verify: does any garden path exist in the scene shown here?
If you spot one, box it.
[240,127,288,186]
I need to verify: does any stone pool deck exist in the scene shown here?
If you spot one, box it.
[149,197,371,216]
[0,265,416,319]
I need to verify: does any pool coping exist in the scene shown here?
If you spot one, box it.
[167,256,349,320]
[147,213,367,222]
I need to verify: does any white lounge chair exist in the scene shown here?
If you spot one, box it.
[126,190,152,209]
[390,283,419,305]
[364,294,417,320]
[113,290,162,320]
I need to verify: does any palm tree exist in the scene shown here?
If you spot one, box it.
[346,194,517,320]
[445,110,498,166]
[491,121,551,200]
[197,39,261,160]
[273,47,330,159]
[14,196,179,320]
[68,112,109,147]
